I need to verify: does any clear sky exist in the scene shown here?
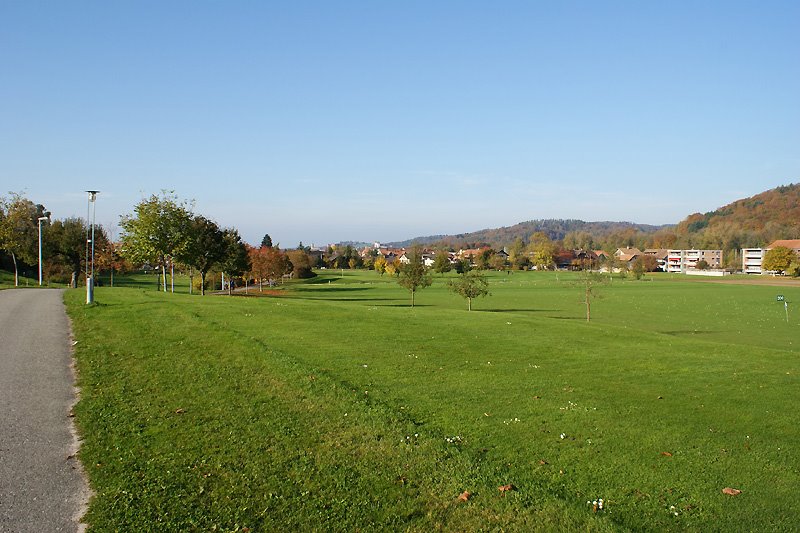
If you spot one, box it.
[2,1,798,247]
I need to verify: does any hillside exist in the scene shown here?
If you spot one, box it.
[388,219,668,250]
[672,183,800,249]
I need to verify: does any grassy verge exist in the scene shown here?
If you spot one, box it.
[66,270,799,531]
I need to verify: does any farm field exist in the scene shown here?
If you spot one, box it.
[65,270,799,531]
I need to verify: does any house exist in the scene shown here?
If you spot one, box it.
[614,247,642,268]
[554,249,576,269]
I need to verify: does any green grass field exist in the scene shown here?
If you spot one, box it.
[65,270,800,531]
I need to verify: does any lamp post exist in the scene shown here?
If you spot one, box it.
[37,216,49,286]
[86,191,99,304]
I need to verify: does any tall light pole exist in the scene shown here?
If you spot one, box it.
[86,191,99,304]
[38,216,49,286]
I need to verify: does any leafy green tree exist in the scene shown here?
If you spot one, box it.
[432,250,452,275]
[448,270,490,311]
[261,234,273,248]
[43,217,87,286]
[694,259,710,270]
[763,246,798,274]
[0,194,47,286]
[454,258,471,274]
[397,246,432,307]
[176,215,226,295]
[120,192,193,292]
[218,228,250,295]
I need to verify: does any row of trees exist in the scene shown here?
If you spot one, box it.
[1,193,126,287]
[120,193,250,295]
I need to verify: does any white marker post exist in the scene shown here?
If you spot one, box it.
[777,295,788,323]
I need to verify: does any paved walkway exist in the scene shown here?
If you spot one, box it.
[0,289,88,532]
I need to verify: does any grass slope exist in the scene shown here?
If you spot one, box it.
[66,271,800,531]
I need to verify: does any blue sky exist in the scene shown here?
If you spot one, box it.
[2,1,798,247]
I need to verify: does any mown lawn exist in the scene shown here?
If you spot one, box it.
[66,270,800,531]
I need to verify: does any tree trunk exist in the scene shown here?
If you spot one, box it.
[468,297,472,311]
[11,252,18,286]
[71,271,77,289]
[162,264,167,292]
[200,271,206,296]
[411,289,415,307]
[170,263,174,293]
[585,289,591,322]
[110,267,114,287]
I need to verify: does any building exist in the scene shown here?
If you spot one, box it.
[643,249,669,271]
[666,249,723,273]
[742,248,766,274]
[741,240,800,274]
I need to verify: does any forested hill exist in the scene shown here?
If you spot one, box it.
[672,183,800,249]
[388,219,667,249]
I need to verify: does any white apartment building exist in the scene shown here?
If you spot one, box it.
[741,239,800,274]
[742,248,766,274]
[666,249,723,273]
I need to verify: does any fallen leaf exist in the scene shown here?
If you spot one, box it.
[661,451,673,457]
[175,408,185,414]
[498,483,515,493]
[539,460,548,465]
[722,487,742,496]
[457,491,471,502]
[532,395,541,400]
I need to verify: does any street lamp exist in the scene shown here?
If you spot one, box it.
[86,191,99,304]
[37,216,49,286]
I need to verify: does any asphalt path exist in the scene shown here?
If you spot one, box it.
[0,289,88,532]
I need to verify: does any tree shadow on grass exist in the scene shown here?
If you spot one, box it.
[288,297,401,303]
[478,308,562,313]
[294,286,371,293]
[377,303,434,308]
[661,330,719,336]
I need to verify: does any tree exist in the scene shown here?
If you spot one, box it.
[0,194,47,286]
[528,232,556,270]
[175,215,226,295]
[43,217,88,287]
[218,229,250,295]
[454,258,471,274]
[448,270,490,311]
[489,253,508,271]
[374,256,387,276]
[694,259,710,270]
[119,192,192,292]
[432,251,452,275]
[763,246,798,275]
[286,250,315,279]
[397,246,432,307]
[384,260,400,277]
[631,255,659,279]
[261,234,273,248]
[579,270,609,322]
